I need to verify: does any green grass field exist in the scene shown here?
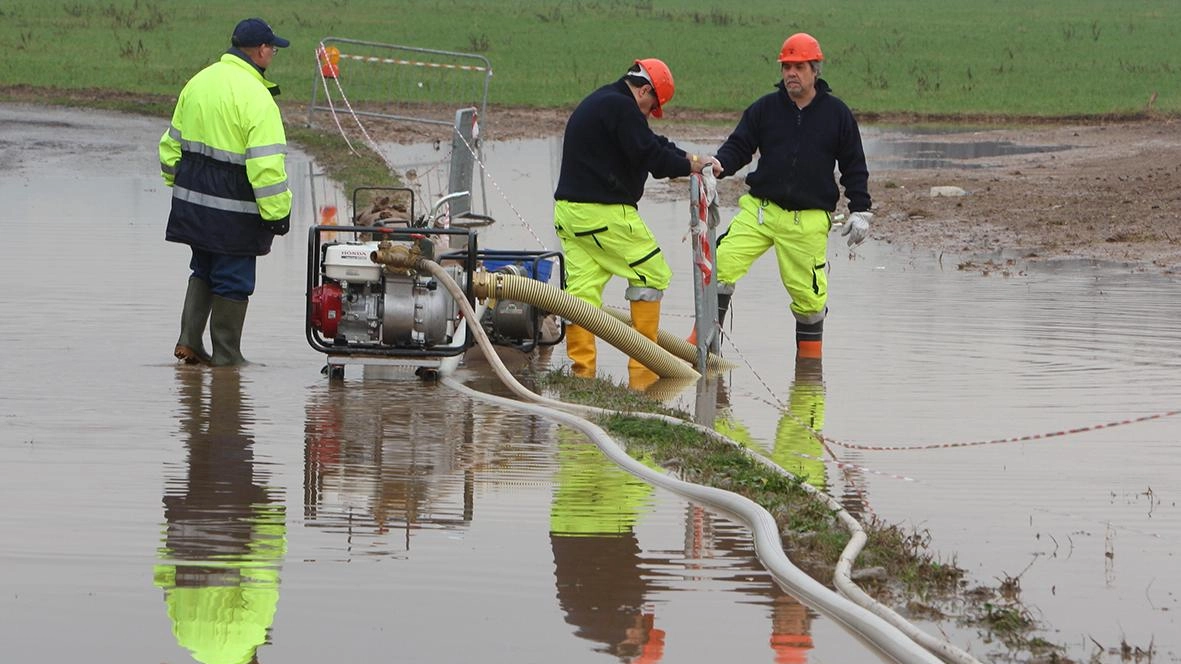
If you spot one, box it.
[1,0,1177,118]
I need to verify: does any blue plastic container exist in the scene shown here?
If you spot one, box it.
[484,258,554,283]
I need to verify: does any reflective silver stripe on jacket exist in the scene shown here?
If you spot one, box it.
[179,138,246,165]
[173,185,259,214]
[245,143,287,159]
[253,181,289,199]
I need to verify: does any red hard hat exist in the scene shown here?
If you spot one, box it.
[778,33,824,63]
[634,58,675,118]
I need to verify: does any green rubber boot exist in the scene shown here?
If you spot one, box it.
[210,296,250,367]
[174,277,213,365]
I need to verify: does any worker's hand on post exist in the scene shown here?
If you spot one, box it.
[689,153,706,174]
[706,156,723,177]
[841,211,872,247]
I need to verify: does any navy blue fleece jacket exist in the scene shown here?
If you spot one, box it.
[714,79,871,214]
[554,79,691,207]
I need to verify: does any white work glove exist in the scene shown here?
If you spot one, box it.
[707,156,723,177]
[841,211,872,247]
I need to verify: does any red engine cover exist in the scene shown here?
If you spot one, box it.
[310,283,343,338]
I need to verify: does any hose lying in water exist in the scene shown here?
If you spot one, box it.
[420,257,980,664]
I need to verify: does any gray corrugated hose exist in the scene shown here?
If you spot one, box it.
[419,258,981,664]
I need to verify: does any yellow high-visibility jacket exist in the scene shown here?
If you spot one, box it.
[160,51,292,256]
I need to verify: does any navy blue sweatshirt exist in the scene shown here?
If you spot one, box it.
[554,79,691,207]
[715,79,871,213]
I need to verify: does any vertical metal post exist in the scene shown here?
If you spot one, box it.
[689,174,721,375]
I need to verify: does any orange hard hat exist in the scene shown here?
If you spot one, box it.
[778,33,824,63]
[634,58,675,118]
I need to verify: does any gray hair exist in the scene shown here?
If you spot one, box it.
[781,61,823,76]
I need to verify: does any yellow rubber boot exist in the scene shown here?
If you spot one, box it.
[628,300,661,372]
[565,324,596,378]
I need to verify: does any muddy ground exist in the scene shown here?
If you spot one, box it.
[10,84,1176,273]
[467,109,1181,274]
[863,120,1181,273]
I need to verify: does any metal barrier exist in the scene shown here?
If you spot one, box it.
[447,107,479,219]
[307,38,491,128]
[306,38,494,225]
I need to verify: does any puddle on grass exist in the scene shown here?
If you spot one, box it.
[2,104,1179,663]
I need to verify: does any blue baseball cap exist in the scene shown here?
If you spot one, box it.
[231,18,290,48]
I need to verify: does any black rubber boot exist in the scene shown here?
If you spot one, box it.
[688,292,733,346]
[174,277,213,364]
[796,319,824,359]
[716,292,733,328]
[210,296,250,367]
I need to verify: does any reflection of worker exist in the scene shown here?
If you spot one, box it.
[550,432,664,662]
[162,18,293,366]
[715,358,827,490]
[155,369,286,664]
[770,358,827,489]
[703,380,823,664]
[554,58,708,379]
[706,364,826,663]
[770,593,815,663]
[704,33,872,360]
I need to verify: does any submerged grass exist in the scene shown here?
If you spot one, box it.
[539,369,1066,661]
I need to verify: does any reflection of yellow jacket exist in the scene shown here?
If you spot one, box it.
[550,430,662,660]
[154,503,286,664]
[715,377,826,490]
[550,431,655,536]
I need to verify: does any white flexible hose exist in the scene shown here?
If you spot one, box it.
[423,259,979,664]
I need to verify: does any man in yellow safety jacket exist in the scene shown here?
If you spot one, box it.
[702,33,872,360]
[554,58,709,379]
[161,18,293,366]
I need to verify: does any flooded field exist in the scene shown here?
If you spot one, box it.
[1,104,1178,663]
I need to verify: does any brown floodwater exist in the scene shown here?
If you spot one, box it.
[1,104,1178,663]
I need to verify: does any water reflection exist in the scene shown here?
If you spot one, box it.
[864,137,1073,170]
[548,429,829,663]
[691,507,820,664]
[303,379,474,552]
[550,433,663,661]
[155,369,286,664]
[302,378,558,556]
[714,359,828,487]
[701,359,876,524]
